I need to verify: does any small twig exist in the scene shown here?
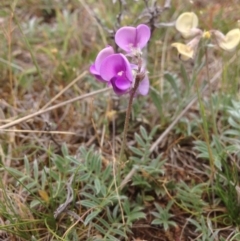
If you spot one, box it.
[119,166,138,189]
[140,0,170,34]
[142,0,150,10]
[41,71,87,110]
[0,129,78,135]
[115,0,126,28]
[0,87,110,130]
[54,174,74,218]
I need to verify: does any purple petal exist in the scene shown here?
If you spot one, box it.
[137,74,149,96]
[121,54,133,82]
[114,75,131,90]
[94,46,114,72]
[115,25,151,52]
[100,54,133,82]
[130,63,138,69]
[89,64,98,75]
[136,24,151,49]
[89,64,106,82]
[111,76,131,95]
[115,26,137,52]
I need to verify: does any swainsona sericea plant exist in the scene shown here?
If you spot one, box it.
[172,12,240,60]
[90,24,151,96]
[90,24,151,160]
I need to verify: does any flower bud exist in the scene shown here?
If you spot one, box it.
[212,29,240,52]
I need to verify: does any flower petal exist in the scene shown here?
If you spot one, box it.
[89,64,106,82]
[136,24,151,49]
[100,54,133,82]
[121,54,134,82]
[218,28,240,51]
[115,76,131,90]
[171,43,194,61]
[115,26,137,52]
[113,75,131,90]
[137,74,149,96]
[176,12,199,38]
[89,64,98,75]
[115,24,150,52]
[94,46,114,72]
[111,76,131,95]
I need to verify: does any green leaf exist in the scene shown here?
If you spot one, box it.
[61,143,69,156]
[135,133,145,147]
[94,178,101,194]
[81,192,100,203]
[127,211,146,222]
[144,195,155,201]
[6,167,25,177]
[151,219,163,225]
[110,228,127,238]
[33,159,38,181]
[41,170,47,190]
[77,173,90,182]
[149,87,163,116]
[150,125,159,138]
[228,117,240,129]
[102,165,112,182]
[24,155,30,175]
[94,156,102,175]
[180,63,190,89]
[129,146,144,156]
[140,126,149,141]
[53,155,69,173]
[96,216,110,228]
[30,199,41,208]
[92,222,106,235]
[84,210,100,225]
[164,72,180,99]
[80,200,98,208]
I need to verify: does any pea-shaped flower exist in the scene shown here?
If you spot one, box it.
[89,46,114,82]
[172,35,201,61]
[115,24,151,53]
[171,43,194,61]
[212,28,240,52]
[176,12,201,38]
[100,54,133,95]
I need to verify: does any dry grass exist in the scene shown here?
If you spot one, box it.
[1,0,240,240]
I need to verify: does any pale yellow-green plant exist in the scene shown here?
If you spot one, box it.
[172,12,240,60]
[175,12,200,38]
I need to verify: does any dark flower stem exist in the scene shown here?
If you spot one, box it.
[119,72,142,162]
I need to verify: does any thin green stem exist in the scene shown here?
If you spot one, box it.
[205,48,218,136]
[205,46,218,230]
[196,87,215,172]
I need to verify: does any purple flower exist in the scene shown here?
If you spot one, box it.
[89,46,114,82]
[100,54,133,95]
[137,74,149,96]
[115,24,151,53]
